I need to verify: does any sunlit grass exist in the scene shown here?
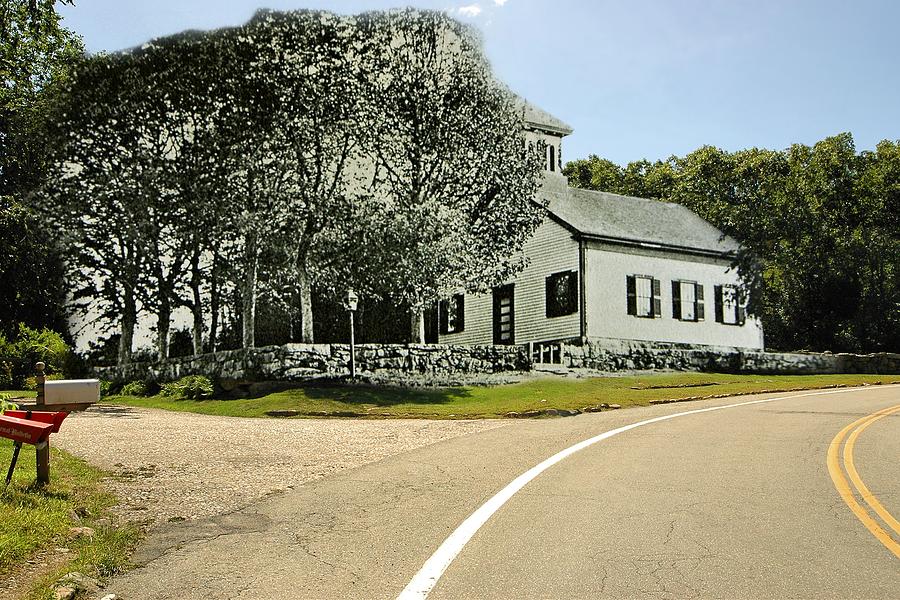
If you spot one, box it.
[103,373,899,419]
[0,444,140,598]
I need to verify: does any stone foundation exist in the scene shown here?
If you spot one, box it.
[563,338,900,375]
[94,339,900,385]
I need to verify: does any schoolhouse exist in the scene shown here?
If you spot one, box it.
[435,103,765,351]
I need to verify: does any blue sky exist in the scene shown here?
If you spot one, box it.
[58,0,900,165]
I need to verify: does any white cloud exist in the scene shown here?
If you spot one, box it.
[494,0,508,6]
[457,4,482,17]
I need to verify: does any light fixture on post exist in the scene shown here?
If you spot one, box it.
[344,289,359,378]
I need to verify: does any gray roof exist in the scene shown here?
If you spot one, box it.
[517,99,574,136]
[544,187,740,256]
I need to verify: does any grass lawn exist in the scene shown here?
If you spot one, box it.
[100,372,899,419]
[0,440,140,599]
[1,390,36,399]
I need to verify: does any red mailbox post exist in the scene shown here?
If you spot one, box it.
[0,415,54,445]
[0,411,67,486]
[1,363,96,486]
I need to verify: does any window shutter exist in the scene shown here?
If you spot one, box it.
[545,275,554,317]
[671,281,681,319]
[737,305,746,326]
[567,271,578,314]
[714,285,724,323]
[652,278,662,318]
[696,284,705,321]
[626,275,636,315]
[439,299,449,334]
[456,294,465,332]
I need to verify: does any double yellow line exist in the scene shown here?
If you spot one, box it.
[827,404,900,558]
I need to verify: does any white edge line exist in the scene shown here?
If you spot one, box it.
[397,384,900,600]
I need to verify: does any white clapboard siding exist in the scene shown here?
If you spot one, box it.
[584,242,764,349]
[439,217,581,345]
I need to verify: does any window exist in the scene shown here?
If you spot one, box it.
[439,294,465,334]
[714,284,746,325]
[548,144,556,172]
[626,275,661,318]
[546,271,578,317]
[672,280,705,321]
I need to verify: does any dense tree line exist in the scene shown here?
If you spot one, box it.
[0,0,81,338]
[564,136,900,353]
[40,9,545,365]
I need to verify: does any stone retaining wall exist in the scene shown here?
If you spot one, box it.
[95,343,530,384]
[563,338,900,375]
[94,339,900,385]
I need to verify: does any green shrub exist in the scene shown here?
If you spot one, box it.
[0,393,17,413]
[23,373,64,390]
[160,375,213,400]
[99,380,112,397]
[0,324,72,388]
[0,361,13,389]
[120,380,148,397]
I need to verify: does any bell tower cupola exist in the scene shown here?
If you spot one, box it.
[519,100,574,192]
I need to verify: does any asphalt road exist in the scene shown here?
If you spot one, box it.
[107,385,899,599]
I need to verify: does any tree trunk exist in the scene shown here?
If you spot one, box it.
[118,287,135,366]
[190,244,204,355]
[410,304,425,344]
[154,255,172,361]
[209,250,220,352]
[242,228,258,349]
[297,255,314,344]
[156,302,171,361]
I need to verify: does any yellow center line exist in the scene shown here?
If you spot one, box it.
[826,404,900,559]
[845,406,900,537]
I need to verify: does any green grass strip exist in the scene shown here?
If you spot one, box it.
[101,373,899,419]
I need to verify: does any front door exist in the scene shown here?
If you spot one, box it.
[492,284,515,345]
[423,302,439,343]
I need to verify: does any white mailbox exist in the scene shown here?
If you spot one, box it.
[43,379,101,406]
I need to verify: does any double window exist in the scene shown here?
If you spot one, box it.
[439,294,465,334]
[626,276,745,325]
[715,284,746,325]
[546,270,578,317]
[626,275,661,318]
[672,280,705,321]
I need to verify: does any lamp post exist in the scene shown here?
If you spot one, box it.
[344,289,359,378]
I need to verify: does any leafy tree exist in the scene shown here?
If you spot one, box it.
[0,1,82,338]
[351,10,545,342]
[0,198,68,337]
[140,31,241,355]
[563,155,623,192]
[1,0,82,197]
[563,155,676,200]
[624,158,676,200]
[118,36,233,360]
[854,140,900,350]
[241,10,373,344]
[43,53,151,365]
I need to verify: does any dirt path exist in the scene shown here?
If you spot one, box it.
[53,405,508,527]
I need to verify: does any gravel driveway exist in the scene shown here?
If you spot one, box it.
[53,405,508,526]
